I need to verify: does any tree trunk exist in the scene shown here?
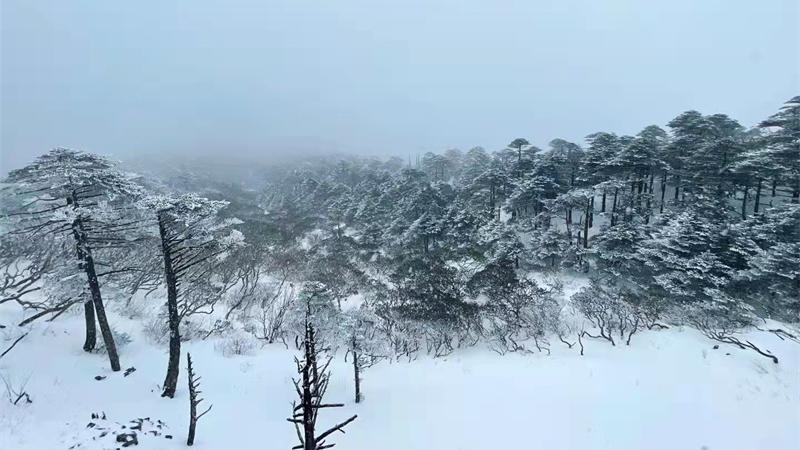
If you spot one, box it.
[611,188,619,226]
[84,248,121,372]
[67,196,97,353]
[82,299,96,352]
[754,178,762,214]
[489,184,495,218]
[159,214,181,398]
[588,196,594,228]
[69,192,119,371]
[660,171,667,214]
[353,337,361,403]
[601,189,606,213]
[741,185,749,220]
[187,354,197,446]
[583,198,590,248]
[186,353,211,446]
[674,175,680,200]
[302,354,315,450]
[565,208,572,241]
[187,413,197,446]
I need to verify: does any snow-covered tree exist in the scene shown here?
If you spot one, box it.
[341,307,386,403]
[737,203,800,321]
[140,193,244,398]
[759,96,800,203]
[1,149,143,371]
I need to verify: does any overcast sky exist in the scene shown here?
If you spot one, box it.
[2,0,797,173]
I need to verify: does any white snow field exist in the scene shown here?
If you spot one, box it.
[1,303,798,450]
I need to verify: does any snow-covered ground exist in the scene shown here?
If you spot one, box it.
[1,303,798,450]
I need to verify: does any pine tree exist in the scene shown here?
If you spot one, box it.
[737,203,800,321]
[2,149,143,371]
[759,96,800,203]
[140,193,244,398]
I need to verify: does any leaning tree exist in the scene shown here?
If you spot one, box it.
[140,193,244,398]
[1,149,143,371]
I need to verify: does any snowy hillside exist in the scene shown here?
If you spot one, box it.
[2,300,797,450]
[3,2,799,449]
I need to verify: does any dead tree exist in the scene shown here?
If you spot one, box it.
[248,285,295,347]
[288,317,356,450]
[186,353,212,446]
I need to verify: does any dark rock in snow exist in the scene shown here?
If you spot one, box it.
[116,432,138,447]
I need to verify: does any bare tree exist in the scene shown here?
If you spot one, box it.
[572,282,623,346]
[688,303,779,364]
[288,311,356,450]
[344,310,384,404]
[246,283,296,347]
[0,241,49,308]
[186,353,212,446]
[483,278,560,355]
[0,238,81,326]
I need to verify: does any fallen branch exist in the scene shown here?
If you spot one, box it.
[706,330,779,364]
[756,327,800,344]
[1,332,29,359]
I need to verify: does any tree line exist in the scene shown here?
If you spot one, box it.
[0,97,797,398]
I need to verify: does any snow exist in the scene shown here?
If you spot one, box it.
[1,303,798,450]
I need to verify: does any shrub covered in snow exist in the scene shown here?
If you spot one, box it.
[214,332,257,357]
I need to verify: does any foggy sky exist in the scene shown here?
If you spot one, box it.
[2,0,797,173]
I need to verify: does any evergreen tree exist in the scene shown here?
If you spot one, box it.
[759,96,800,203]
[2,149,143,371]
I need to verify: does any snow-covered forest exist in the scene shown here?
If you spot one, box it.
[1,97,798,449]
